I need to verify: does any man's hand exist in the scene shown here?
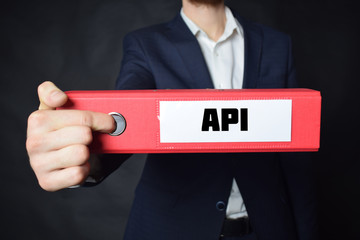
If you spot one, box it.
[26,81,115,191]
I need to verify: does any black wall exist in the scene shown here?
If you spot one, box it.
[1,0,359,239]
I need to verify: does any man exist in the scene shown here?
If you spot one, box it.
[26,0,317,239]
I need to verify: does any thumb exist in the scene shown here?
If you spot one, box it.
[38,81,68,110]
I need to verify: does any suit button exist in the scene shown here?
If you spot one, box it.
[216,201,226,211]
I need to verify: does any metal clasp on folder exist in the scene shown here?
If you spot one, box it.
[108,112,126,136]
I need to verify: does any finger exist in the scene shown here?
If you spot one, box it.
[48,144,90,170]
[27,109,116,136]
[38,163,90,191]
[28,126,93,153]
[30,144,90,173]
[38,81,68,110]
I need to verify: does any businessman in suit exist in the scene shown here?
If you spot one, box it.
[26,0,317,239]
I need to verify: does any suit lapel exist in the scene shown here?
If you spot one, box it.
[233,12,263,89]
[164,14,214,89]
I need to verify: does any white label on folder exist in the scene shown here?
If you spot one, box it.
[159,100,292,143]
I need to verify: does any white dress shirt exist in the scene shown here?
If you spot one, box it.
[181,7,248,219]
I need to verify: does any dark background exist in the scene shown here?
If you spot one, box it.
[1,0,359,239]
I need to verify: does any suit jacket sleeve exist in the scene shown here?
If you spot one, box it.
[280,37,318,240]
[86,32,156,186]
[116,33,156,90]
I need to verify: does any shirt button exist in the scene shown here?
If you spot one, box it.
[216,201,226,211]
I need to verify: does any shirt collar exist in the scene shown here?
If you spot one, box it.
[180,8,201,36]
[180,6,243,41]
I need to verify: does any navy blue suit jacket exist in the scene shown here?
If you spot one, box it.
[113,11,317,240]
